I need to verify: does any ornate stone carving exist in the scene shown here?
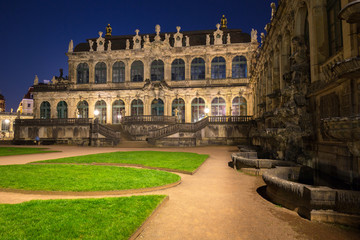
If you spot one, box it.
[96,31,105,51]
[34,75,39,85]
[126,39,130,49]
[185,36,190,46]
[88,40,94,52]
[271,2,276,20]
[213,23,223,45]
[68,40,73,53]
[173,26,183,47]
[206,34,210,45]
[251,29,258,43]
[107,40,112,51]
[154,24,161,42]
[133,29,142,49]
[227,33,231,44]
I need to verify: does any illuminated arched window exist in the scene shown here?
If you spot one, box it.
[211,56,226,79]
[211,97,226,116]
[112,61,125,83]
[232,97,247,116]
[131,99,143,116]
[191,58,205,80]
[1,120,10,132]
[77,63,89,84]
[95,62,107,84]
[77,101,89,118]
[172,98,185,122]
[95,100,107,123]
[151,60,164,81]
[191,98,205,122]
[40,101,51,119]
[151,98,164,116]
[112,100,125,123]
[232,56,247,78]
[57,101,68,119]
[171,59,185,81]
[131,61,144,82]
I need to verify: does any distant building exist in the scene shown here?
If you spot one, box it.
[17,87,34,115]
[0,94,5,112]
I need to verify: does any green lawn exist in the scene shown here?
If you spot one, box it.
[0,147,57,156]
[0,195,166,240]
[0,165,180,192]
[36,151,209,172]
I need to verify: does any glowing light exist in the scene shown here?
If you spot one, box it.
[94,109,99,116]
[4,119,10,124]
[204,108,209,114]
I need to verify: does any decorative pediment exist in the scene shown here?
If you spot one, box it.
[142,79,172,99]
[213,23,223,45]
[96,31,105,51]
[133,29,142,49]
[173,26,183,47]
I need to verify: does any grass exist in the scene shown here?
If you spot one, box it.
[0,195,166,240]
[0,147,57,156]
[35,151,209,172]
[0,165,180,192]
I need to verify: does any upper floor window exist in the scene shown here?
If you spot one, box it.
[327,0,342,56]
[112,61,125,83]
[1,120,10,132]
[77,63,89,84]
[57,101,68,119]
[171,59,185,81]
[95,62,107,84]
[40,101,51,119]
[211,57,226,79]
[191,58,205,80]
[131,61,144,82]
[232,56,247,78]
[151,60,164,81]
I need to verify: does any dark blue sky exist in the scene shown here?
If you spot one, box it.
[0,0,276,111]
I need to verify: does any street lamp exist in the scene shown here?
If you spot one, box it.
[94,109,99,117]
[4,119,10,124]
[204,108,209,118]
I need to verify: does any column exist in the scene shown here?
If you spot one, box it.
[89,61,95,84]
[144,58,150,80]
[106,98,112,124]
[226,55,232,79]
[108,61,112,83]
[125,59,131,82]
[164,58,171,81]
[185,56,191,80]
[185,96,192,123]
[205,56,211,79]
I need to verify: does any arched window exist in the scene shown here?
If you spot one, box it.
[131,61,144,82]
[172,98,185,122]
[151,60,164,81]
[95,62,107,84]
[40,101,51,119]
[57,101,68,119]
[327,0,342,56]
[112,61,125,83]
[171,59,185,81]
[191,58,205,80]
[131,99,144,116]
[77,101,89,118]
[94,100,107,123]
[77,63,89,84]
[1,120,10,132]
[232,56,247,78]
[151,98,164,116]
[211,56,226,79]
[112,100,125,124]
[232,97,247,116]
[191,98,206,122]
[211,97,226,116]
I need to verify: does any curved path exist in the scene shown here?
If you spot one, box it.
[0,145,359,240]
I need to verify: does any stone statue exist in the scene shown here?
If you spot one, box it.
[290,36,308,70]
[220,15,227,29]
[34,75,39,85]
[155,24,161,41]
[271,3,276,19]
[176,26,181,33]
[206,34,210,45]
[126,39,130,49]
[144,35,150,43]
[227,33,231,44]
[185,36,190,46]
[68,39,73,52]
[251,29,258,43]
[164,34,170,44]
[260,32,265,44]
[107,40,112,51]
[88,40,94,51]
[106,24,112,36]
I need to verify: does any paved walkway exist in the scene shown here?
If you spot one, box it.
[0,145,359,240]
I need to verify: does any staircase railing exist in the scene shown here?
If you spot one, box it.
[122,115,176,124]
[92,122,121,140]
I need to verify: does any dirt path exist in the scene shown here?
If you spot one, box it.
[0,145,359,240]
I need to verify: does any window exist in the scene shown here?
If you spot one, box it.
[171,59,185,81]
[232,56,247,78]
[112,61,125,83]
[77,101,89,118]
[27,104,31,108]
[211,56,226,79]
[191,98,206,122]
[94,100,107,123]
[95,62,107,84]
[1,120,10,132]
[232,97,247,116]
[151,60,164,81]
[191,58,205,80]
[131,61,144,82]
[57,101,68,119]
[131,99,144,116]
[151,98,164,116]
[172,98,185,122]
[112,100,125,123]
[327,0,342,56]
[40,101,51,119]
[77,63,89,84]
[211,97,226,116]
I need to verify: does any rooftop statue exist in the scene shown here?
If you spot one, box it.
[220,15,227,29]
[106,24,112,36]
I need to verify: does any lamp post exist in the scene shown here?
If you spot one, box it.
[204,107,210,118]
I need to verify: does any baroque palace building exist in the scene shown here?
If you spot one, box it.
[32,17,257,124]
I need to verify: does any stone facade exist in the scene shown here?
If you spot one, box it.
[250,0,360,189]
[0,112,33,140]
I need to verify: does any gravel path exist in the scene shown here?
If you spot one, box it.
[0,145,359,240]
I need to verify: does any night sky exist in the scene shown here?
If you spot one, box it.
[0,0,277,111]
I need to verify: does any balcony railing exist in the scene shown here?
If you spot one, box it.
[15,118,93,126]
[122,115,177,124]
